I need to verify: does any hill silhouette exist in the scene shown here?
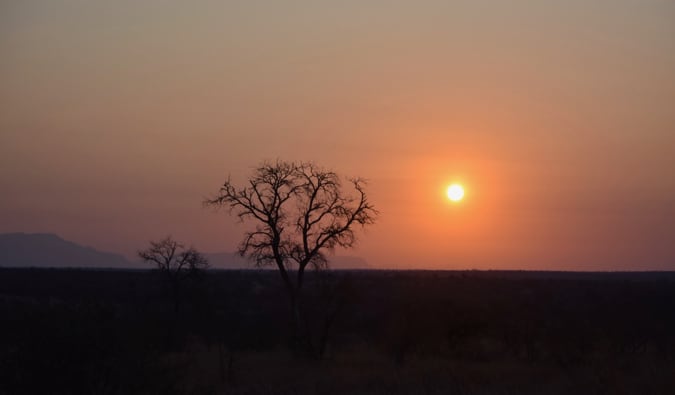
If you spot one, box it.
[0,233,371,270]
[0,233,132,268]
[205,252,370,269]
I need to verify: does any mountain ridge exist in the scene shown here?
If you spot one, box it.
[0,233,370,269]
[0,232,132,268]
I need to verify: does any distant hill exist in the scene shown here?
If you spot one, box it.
[328,256,371,269]
[204,252,249,269]
[0,233,371,270]
[0,233,132,268]
[205,252,370,270]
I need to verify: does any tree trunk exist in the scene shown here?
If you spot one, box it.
[291,289,317,357]
[318,302,341,359]
[218,342,226,384]
[275,260,315,356]
[218,343,235,385]
[290,293,302,343]
[171,281,180,313]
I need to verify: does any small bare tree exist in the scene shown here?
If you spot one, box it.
[138,236,209,312]
[205,160,377,351]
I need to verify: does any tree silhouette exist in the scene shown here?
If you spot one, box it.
[205,160,377,351]
[138,236,209,312]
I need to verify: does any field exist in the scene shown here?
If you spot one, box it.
[2,268,675,394]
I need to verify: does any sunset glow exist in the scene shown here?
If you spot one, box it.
[1,1,674,271]
[446,184,465,202]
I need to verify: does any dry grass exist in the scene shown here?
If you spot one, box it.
[168,341,675,395]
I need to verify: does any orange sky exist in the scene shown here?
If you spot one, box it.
[1,1,674,270]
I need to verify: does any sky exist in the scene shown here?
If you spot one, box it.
[1,0,674,270]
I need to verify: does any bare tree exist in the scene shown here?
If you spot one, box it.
[205,160,377,350]
[138,236,209,312]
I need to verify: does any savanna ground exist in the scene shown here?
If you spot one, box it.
[1,268,674,394]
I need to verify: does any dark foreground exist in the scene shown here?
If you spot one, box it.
[1,268,675,394]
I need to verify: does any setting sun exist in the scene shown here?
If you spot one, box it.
[446,184,465,202]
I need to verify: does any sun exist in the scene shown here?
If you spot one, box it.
[446,184,465,202]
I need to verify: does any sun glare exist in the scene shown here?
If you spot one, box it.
[446,184,465,202]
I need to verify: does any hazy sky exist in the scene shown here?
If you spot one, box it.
[2,0,674,270]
